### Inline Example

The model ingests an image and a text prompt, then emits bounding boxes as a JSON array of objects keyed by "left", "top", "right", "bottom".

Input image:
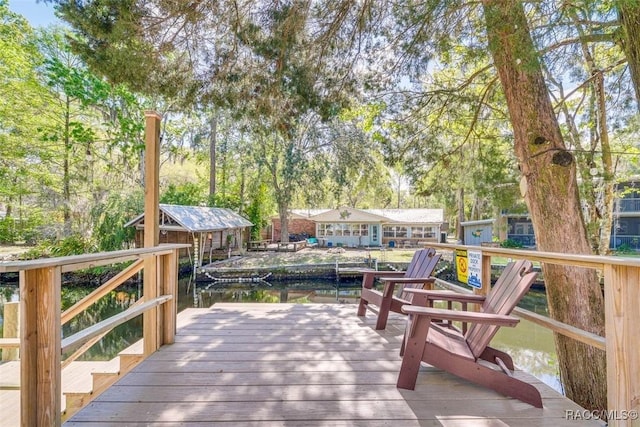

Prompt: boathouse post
[{"left": 143, "top": 111, "right": 161, "bottom": 355}]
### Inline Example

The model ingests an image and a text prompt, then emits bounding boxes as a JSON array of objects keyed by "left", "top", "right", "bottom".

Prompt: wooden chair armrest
[
  {"left": 401, "top": 305, "right": 519, "bottom": 327},
  {"left": 402, "top": 288, "right": 486, "bottom": 303},
  {"left": 362, "top": 271, "right": 406, "bottom": 278},
  {"left": 378, "top": 277, "right": 435, "bottom": 284}
]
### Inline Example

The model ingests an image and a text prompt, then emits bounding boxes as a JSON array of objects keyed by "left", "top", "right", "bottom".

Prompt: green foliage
[
  {"left": 208, "top": 192, "right": 242, "bottom": 210},
  {"left": 615, "top": 243, "right": 637, "bottom": 254},
  {"left": 0, "top": 209, "right": 47, "bottom": 245},
  {"left": 49, "top": 234, "right": 96, "bottom": 256},
  {"left": 19, "top": 233, "right": 96, "bottom": 259},
  {"left": 500, "top": 239, "right": 524, "bottom": 249},
  {"left": 92, "top": 191, "right": 143, "bottom": 251},
  {"left": 161, "top": 182, "right": 206, "bottom": 206},
  {"left": 245, "top": 182, "right": 270, "bottom": 240}
]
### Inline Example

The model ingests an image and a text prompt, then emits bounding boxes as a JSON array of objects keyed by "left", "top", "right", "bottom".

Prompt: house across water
[{"left": 270, "top": 207, "right": 447, "bottom": 248}]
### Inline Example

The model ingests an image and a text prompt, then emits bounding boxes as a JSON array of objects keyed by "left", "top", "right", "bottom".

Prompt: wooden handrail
[
  {"left": 0, "top": 244, "right": 189, "bottom": 273},
  {"left": 61, "top": 295, "right": 172, "bottom": 353},
  {"left": 430, "top": 242, "right": 640, "bottom": 268},
  {"left": 61, "top": 259, "right": 144, "bottom": 325},
  {"left": 0, "top": 338, "right": 20, "bottom": 348},
  {"left": 7, "top": 244, "right": 182, "bottom": 427},
  {"left": 433, "top": 278, "right": 606, "bottom": 350},
  {"left": 430, "top": 243, "right": 639, "bottom": 425}
]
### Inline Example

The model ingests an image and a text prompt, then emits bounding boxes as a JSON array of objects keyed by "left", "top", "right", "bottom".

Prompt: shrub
[{"left": 500, "top": 239, "right": 524, "bottom": 249}]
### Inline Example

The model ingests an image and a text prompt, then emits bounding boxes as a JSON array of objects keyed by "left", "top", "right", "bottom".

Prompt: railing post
[
  {"left": 2, "top": 301, "right": 19, "bottom": 361},
  {"left": 469, "top": 252, "right": 492, "bottom": 311},
  {"left": 20, "top": 267, "right": 61, "bottom": 427},
  {"left": 603, "top": 264, "right": 640, "bottom": 426},
  {"left": 161, "top": 250, "right": 179, "bottom": 345},
  {"left": 143, "top": 111, "right": 161, "bottom": 356}
]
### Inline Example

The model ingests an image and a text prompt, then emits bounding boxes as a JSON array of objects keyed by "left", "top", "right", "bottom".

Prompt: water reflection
[
  {"left": 196, "top": 279, "right": 362, "bottom": 306},
  {"left": 0, "top": 276, "right": 561, "bottom": 393}
]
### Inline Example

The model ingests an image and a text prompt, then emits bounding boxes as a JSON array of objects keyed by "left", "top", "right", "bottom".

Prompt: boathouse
[{"left": 126, "top": 204, "right": 253, "bottom": 266}]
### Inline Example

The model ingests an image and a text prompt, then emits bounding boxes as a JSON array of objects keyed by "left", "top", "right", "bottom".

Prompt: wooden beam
[
  {"left": 0, "top": 244, "right": 190, "bottom": 274},
  {"left": 161, "top": 250, "right": 178, "bottom": 345},
  {"left": 143, "top": 111, "right": 160, "bottom": 249},
  {"left": 0, "top": 338, "right": 20, "bottom": 349},
  {"left": 61, "top": 296, "right": 172, "bottom": 353},
  {"left": 143, "top": 111, "right": 161, "bottom": 356},
  {"left": 604, "top": 264, "right": 640, "bottom": 426},
  {"left": 61, "top": 259, "right": 144, "bottom": 325},
  {"left": 1, "top": 301, "right": 19, "bottom": 360},
  {"left": 20, "top": 266, "right": 61, "bottom": 427}
]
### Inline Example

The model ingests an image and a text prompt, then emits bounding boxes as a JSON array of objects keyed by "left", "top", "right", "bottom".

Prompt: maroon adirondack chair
[
  {"left": 356, "top": 248, "right": 441, "bottom": 330},
  {"left": 396, "top": 259, "right": 543, "bottom": 408}
]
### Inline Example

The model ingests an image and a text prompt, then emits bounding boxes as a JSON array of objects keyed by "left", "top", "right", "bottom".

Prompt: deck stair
[{"left": 62, "top": 341, "right": 144, "bottom": 421}]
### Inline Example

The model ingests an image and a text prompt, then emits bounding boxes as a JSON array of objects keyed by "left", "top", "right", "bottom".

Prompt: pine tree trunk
[{"left": 482, "top": 0, "right": 607, "bottom": 412}]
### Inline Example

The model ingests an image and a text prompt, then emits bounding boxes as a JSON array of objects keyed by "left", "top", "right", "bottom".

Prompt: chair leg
[
  {"left": 375, "top": 295, "right": 392, "bottom": 330},
  {"left": 357, "top": 274, "right": 375, "bottom": 317},
  {"left": 357, "top": 298, "right": 367, "bottom": 316},
  {"left": 396, "top": 314, "right": 430, "bottom": 390}
]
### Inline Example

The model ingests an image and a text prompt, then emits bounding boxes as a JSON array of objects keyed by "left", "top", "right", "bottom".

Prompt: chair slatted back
[
  {"left": 397, "top": 248, "right": 441, "bottom": 298},
  {"left": 465, "top": 260, "right": 537, "bottom": 358}
]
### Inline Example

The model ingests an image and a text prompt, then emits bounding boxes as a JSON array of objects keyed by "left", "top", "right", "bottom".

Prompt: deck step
[{"left": 61, "top": 344, "right": 144, "bottom": 420}]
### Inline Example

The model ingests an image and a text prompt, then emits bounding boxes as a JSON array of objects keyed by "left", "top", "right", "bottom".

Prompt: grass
[{"left": 210, "top": 247, "right": 420, "bottom": 268}]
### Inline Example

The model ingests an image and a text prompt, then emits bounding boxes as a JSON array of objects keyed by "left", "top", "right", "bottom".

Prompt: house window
[
  {"left": 318, "top": 223, "right": 334, "bottom": 237},
  {"left": 383, "top": 226, "right": 408, "bottom": 238},
  {"left": 513, "top": 222, "right": 533, "bottom": 235},
  {"left": 320, "top": 223, "right": 370, "bottom": 237},
  {"left": 411, "top": 226, "right": 437, "bottom": 238}
]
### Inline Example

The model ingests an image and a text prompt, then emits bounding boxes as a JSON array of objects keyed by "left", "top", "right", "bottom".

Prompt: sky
[{"left": 8, "top": 0, "right": 62, "bottom": 27}]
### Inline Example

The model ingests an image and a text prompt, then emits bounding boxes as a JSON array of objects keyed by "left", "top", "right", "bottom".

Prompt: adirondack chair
[
  {"left": 356, "top": 248, "right": 441, "bottom": 330},
  {"left": 396, "top": 259, "right": 543, "bottom": 408}
]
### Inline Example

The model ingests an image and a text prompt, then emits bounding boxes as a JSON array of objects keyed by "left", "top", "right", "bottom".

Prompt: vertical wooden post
[
  {"left": 143, "top": 111, "right": 161, "bottom": 356},
  {"left": 603, "top": 264, "right": 640, "bottom": 426},
  {"left": 471, "top": 252, "right": 492, "bottom": 311},
  {"left": 161, "top": 250, "right": 179, "bottom": 345},
  {"left": 480, "top": 254, "right": 492, "bottom": 295},
  {"left": 2, "top": 301, "right": 19, "bottom": 361},
  {"left": 20, "top": 267, "right": 61, "bottom": 427}
]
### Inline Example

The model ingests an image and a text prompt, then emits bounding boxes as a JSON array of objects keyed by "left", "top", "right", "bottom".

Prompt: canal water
[{"left": 0, "top": 275, "right": 561, "bottom": 393}]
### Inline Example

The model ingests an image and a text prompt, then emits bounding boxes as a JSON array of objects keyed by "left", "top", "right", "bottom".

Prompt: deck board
[{"left": 64, "top": 303, "right": 605, "bottom": 426}]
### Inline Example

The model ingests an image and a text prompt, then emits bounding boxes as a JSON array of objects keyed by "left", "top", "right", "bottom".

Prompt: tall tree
[
  {"left": 482, "top": 0, "right": 606, "bottom": 411},
  {"left": 0, "top": 1, "right": 51, "bottom": 240}
]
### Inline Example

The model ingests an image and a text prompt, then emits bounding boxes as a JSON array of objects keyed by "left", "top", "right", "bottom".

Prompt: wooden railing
[
  {"left": 0, "top": 243, "right": 189, "bottom": 427},
  {"left": 429, "top": 243, "right": 639, "bottom": 426}
]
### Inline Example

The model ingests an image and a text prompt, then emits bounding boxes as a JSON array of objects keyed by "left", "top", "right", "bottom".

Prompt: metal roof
[
  {"left": 364, "top": 209, "right": 444, "bottom": 224},
  {"left": 126, "top": 204, "right": 253, "bottom": 232}
]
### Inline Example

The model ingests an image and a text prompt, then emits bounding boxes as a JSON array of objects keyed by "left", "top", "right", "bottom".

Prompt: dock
[{"left": 64, "top": 303, "right": 603, "bottom": 426}]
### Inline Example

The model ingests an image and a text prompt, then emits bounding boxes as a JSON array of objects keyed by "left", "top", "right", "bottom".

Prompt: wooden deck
[{"left": 61, "top": 303, "right": 605, "bottom": 426}]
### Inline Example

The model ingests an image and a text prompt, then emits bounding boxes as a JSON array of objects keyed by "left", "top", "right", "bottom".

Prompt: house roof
[
  {"left": 310, "top": 207, "right": 390, "bottom": 223},
  {"left": 461, "top": 219, "right": 494, "bottom": 227},
  {"left": 306, "top": 207, "right": 445, "bottom": 224},
  {"left": 365, "top": 209, "right": 444, "bottom": 224},
  {"left": 126, "top": 204, "right": 253, "bottom": 232},
  {"left": 289, "top": 209, "right": 332, "bottom": 219}
]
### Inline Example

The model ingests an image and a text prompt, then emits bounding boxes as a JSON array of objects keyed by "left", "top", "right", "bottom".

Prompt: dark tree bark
[
  {"left": 618, "top": 0, "right": 640, "bottom": 110},
  {"left": 482, "top": 0, "right": 607, "bottom": 412}
]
